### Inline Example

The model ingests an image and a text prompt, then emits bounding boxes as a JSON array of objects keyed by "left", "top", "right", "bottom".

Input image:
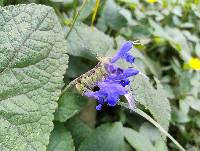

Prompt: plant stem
[
  {"left": 65, "top": 0, "right": 88, "bottom": 40},
  {"left": 119, "top": 102, "right": 186, "bottom": 151}
]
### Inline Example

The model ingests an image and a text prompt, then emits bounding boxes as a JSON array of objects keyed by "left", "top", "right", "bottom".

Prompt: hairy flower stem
[{"left": 61, "top": 61, "right": 107, "bottom": 96}]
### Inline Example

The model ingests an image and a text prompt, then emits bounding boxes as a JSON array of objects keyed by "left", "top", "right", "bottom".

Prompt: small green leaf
[
  {"left": 185, "top": 96, "right": 200, "bottom": 112},
  {"left": 47, "top": 123, "right": 75, "bottom": 151},
  {"left": 171, "top": 106, "right": 190, "bottom": 123},
  {"left": 79, "top": 122, "right": 124, "bottom": 151},
  {"left": 54, "top": 92, "right": 87, "bottom": 122},
  {"left": 66, "top": 117, "right": 92, "bottom": 147}
]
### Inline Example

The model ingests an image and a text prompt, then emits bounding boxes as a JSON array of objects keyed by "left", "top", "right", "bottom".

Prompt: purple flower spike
[
  {"left": 84, "top": 82, "right": 128, "bottom": 110},
  {"left": 111, "top": 41, "right": 135, "bottom": 64},
  {"left": 84, "top": 41, "right": 142, "bottom": 110}
]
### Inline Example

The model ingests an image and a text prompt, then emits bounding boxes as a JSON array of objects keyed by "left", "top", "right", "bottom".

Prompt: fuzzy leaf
[
  {"left": 54, "top": 92, "right": 87, "bottom": 122},
  {"left": 78, "top": 122, "right": 124, "bottom": 151},
  {"left": 97, "top": 0, "right": 128, "bottom": 31},
  {"left": 0, "top": 4, "right": 68, "bottom": 151},
  {"left": 66, "top": 117, "right": 92, "bottom": 147},
  {"left": 124, "top": 127, "right": 155, "bottom": 151},
  {"left": 66, "top": 22, "right": 114, "bottom": 60},
  {"left": 124, "top": 125, "right": 168, "bottom": 151},
  {"left": 130, "top": 76, "right": 171, "bottom": 132},
  {"left": 47, "top": 123, "right": 75, "bottom": 151}
]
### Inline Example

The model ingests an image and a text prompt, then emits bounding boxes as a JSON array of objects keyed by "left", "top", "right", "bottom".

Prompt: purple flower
[
  {"left": 120, "top": 79, "right": 130, "bottom": 87},
  {"left": 124, "top": 53, "right": 135, "bottom": 64},
  {"left": 85, "top": 82, "right": 127, "bottom": 110},
  {"left": 84, "top": 41, "right": 140, "bottom": 110},
  {"left": 104, "top": 63, "right": 123, "bottom": 74},
  {"left": 111, "top": 41, "right": 135, "bottom": 64},
  {"left": 96, "top": 104, "right": 102, "bottom": 110}
]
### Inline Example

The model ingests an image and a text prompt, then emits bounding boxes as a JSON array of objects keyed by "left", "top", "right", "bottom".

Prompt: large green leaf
[
  {"left": 0, "top": 4, "right": 68, "bottom": 151},
  {"left": 97, "top": 0, "right": 128, "bottom": 31},
  {"left": 66, "top": 117, "right": 92, "bottom": 147},
  {"left": 130, "top": 76, "right": 171, "bottom": 132},
  {"left": 54, "top": 92, "right": 87, "bottom": 122},
  {"left": 124, "top": 127, "right": 155, "bottom": 151},
  {"left": 78, "top": 0, "right": 96, "bottom": 21},
  {"left": 47, "top": 123, "right": 75, "bottom": 151},
  {"left": 66, "top": 22, "right": 114, "bottom": 60},
  {"left": 78, "top": 122, "right": 124, "bottom": 151},
  {"left": 124, "top": 124, "right": 168, "bottom": 151}
]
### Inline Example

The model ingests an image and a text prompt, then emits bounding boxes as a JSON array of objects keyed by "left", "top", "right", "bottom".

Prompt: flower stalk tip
[{"left": 83, "top": 41, "right": 146, "bottom": 110}]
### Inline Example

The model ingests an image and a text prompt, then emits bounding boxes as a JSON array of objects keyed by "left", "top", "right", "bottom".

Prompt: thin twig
[
  {"left": 65, "top": 0, "right": 88, "bottom": 40},
  {"left": 91, "top": 0, "right": 100, "bottom": 28}
]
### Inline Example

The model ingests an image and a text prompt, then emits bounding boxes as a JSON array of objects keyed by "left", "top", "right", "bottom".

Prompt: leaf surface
[
  {"left": 97, "top": 0, "right": 128, "bottom": 31},
  {"left": 66, "top": 117, "right": 92, "bottom": 147},
  {"left": 54, "top": 92, "right": 87, "bottom": 122},
  {"left": 47, "top": 123, "right": 75, "bottom": 151},
  {"left": 78, "top": 122, "right": 124, "bottom": 151},
  {"left": 0, "top": 4, "right": 68, "bottom": 151},
  {"left": 124, "top": 127, "right": 155, "bottom": 151},
  {"left": 124, "top": 125, "right": 168, "bottom": 151},
  {"left": 66, "top": 22, "right": 114, "bottom": 60},
  {"left": 130, "top": 76, "right": 171, "bottom": 132}
]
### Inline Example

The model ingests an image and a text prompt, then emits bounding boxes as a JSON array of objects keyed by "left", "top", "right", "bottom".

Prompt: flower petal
[
  {"left": 105, "top": 95, "right": 119, "bottom": 106},
  {"left": 111, "top": 41, "right": 133, "bottom": 63},
  {"left": 96, "top": 104, "right": 102, "bottom": 110},
  {"left": 84, "top": 91, "right": 106, "bottom": 104},
  {"left": 123, "top": 68, "right": 139, "bottom": 77},
  {"left": 106, "top": 68, "right": 139, "bottom": 81},
  {"left": 120, "top": 79, "right": 130, "bottom": 87},
  {"left": 123, "top": 53, "right": 135, "bottom": 64},
  {"left": 98, "top": 82, "right": 127, "bottom": 95}
]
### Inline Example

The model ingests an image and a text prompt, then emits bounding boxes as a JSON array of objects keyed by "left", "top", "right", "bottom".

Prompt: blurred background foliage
[{"left": 1, "top": 0, "right": 200, "bottom": 150}]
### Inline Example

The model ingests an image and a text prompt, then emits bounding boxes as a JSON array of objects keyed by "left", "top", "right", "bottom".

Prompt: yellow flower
[
  {"left": 147, "top": 0, "right": 157, "bottom": 3},
  {"left": 188, "top": 57, "right": 200, "bottom": 70}
]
